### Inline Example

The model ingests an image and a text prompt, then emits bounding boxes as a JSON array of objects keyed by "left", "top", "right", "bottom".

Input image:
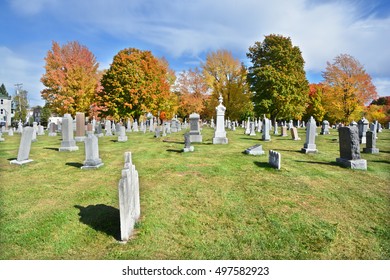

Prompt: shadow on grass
[
  {"left": 66, "top": 162, "right": 83, "bottom": 168},
  {"left": 371, "top": 160, "right": 390, "bottom": 164},
  {"left": 379, "top": 150, "right": 390, "bottom": 154},
  {"left": 163, "top": 139, "right": 183, "bottom": 144},
  {"left": 7, "top": 157, "right": 16, "bottom": 161},
  {"left": 74, "top": 204, "right": 120, "bottom": 241},
  {"left": 253, "top": 161, "right": 272, "bottom": 169},
  {"left": 276, "top": 149, "right": 303, "bottom": 154},
  {"left": 166, "top": 149, "right": 182, "bottom": 153},
  {"left": 44, "top": 147, "right": 59, "bottom": 151},
  {"left": 110, "top": 140, "right": 118, "bottom": 143},
  {"left": 295, "top": 160, "right": 339, "bottom": 166}
]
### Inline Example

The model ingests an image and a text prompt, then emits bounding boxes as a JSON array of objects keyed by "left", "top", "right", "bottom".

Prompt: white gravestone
[
  {"left": 10, "top": 127, "right": 34, "bottom": 165},
  {"left": 59, "top": 114, "right": 79, "bottom": 152},
  {"left": 81, "top": 133, "right": 104, "bottom": 169},
  {"left": 213, "top": 95, "right": 228, "bottom": 144},
  {"left": 302, "top": 116, "right": 318, "bottom": 153}
]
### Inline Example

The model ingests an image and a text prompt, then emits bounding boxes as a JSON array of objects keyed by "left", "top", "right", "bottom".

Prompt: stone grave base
[
  {"left": 189, "top": 134, "right": 203, "bottom": 143},
  {"left": 59, "top": 146, "right": 79, "bottom": 152},
  {"left": 118, "top": 136, "right": 128, "bottom": 142},
  {"left": 363, "top": 147, "right": 379, "bottom": 154},
  {"left": 213, "top": 137, "right": 228, "bottom": 144},
  {"left": 336, "top": 158, "right": 367, "bottom": 170},
  {"left": 48, "top": 133, "right": 57, "bottom": 136},
  {"left": 81, "top": 162, "right": 104, "bottom": 169},
  {"left": 301, "top": 148, "right": 318, "bottom": 154},
  {"left": 75, "top": 136, "right": 86, "bottom": 142},
  {"left": 183, "top": 146, "right": 195, "bottom": 153},
  {"left": 10, "top": 159, "right": 34, "bottom": 165}
]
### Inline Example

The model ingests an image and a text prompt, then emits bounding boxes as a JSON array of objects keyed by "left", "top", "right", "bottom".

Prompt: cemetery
[{"left": 0, "top": 120, "right": 389, "bottom": 260}]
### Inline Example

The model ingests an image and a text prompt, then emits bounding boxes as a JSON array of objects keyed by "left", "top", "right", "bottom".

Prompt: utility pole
[{"left": 14, "top": 83, "right": 23, "bottom": 122}]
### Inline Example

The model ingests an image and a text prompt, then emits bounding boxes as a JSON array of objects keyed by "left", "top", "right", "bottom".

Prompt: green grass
[{"left": 0, "top": 126, "right": 389, "bottom": 260}]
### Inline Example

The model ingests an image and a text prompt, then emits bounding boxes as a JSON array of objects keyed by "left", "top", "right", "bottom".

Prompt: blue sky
[{"left": 0, "top": 0, "right": 389, "bottom": 106}]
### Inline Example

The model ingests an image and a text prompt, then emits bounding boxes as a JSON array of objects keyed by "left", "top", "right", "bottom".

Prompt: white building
[{"left": 0, "top": 93, "right": 14, "bottom": 127}]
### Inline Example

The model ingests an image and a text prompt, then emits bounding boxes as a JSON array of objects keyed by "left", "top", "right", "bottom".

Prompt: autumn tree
[
  {"left": 202, "top": 49, "right": 253, "bottom": 120},
  {"left": 365, "top": 96, "right": 390, "bottom": 124},
  {"left": 247, "top": 34, "right": 309, "bottom": 122},
  {"left": 41, "top": 41, "right": 100, "bottom": 116},
  {"left": 174, "top": 67, "right": 209, "bottom": 118},
  {"left": 322, "top": 54, "right": 377, "bottom": 123},
  {"left": 303, "top": 83, "right": 326, "bottom": 122},
  {"left": 98, "top": 48, "right": 176, "bottom": 121}
]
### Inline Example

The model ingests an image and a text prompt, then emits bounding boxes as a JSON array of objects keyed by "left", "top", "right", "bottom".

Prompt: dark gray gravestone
[
  {"left": 363, "top": 131, "right": 379, "bottom": 154},
  {"left": 336, "top": 126, "right": 367, "bottom": 170}
]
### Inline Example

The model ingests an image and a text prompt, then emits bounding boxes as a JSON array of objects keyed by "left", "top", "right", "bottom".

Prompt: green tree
[
  {"left": 0, "top": 83, "right": 9, "bottom": 97},
  {"left": 13, "top": 87, "right": 29, "bottom": 123},
  {"left": 202, "top": 49, "right": 253, "bottom": 120},
  {"left": 247, "top": 34, "right": 309, "bottom": 123},
  {"left": 98, "top": 48, "right": 175, "bottom": 121},
  {"left": 40, "top": 103, "right": 52, "bottom": 127}
]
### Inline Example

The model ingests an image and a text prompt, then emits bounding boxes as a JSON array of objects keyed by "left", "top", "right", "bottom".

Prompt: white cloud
[
  {"left": 0, "top": 46, "right": 44, "bottom": 105},
  {"left": 372, "top": 77, "right": 390, "bottom": 97}
]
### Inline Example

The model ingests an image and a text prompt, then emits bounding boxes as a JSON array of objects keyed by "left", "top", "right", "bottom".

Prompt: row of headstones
[{"left": 245, "top": 123, "right": 375, "bottom": 171}]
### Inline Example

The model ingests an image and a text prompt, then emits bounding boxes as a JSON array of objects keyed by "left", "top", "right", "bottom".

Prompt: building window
[
  {"left": 0, "top": 109, "right": 3, "bottom": 114},
  {"left": 1, "top": 99, "right": 3, "bottom": 105}
]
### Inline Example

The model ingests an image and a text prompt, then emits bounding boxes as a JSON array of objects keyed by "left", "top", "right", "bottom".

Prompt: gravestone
[
  {"left": 249, "top": 121, "right": 256, "bottom": 136},
  {"left": 10, "top": 127, "right": 34, "bottom": 165},
  {"left": 273, "top": 122, "right": 279, "bottom": 135},
  {"left": 95, "top": 122, "right": 103, "bottom": 137},
  {"left": 269, "top": 150, "right": 281, "bottom": 170},
  {"left": 118, "top": 126, "right": 128, "bottom": 142},
  {"left": 357, "top": 117, "right": 369, "bottom": 144},
  {"left": 301, "top": 116, "right": 318, "bottom": 153},
  {"left": 320, "top": 120, "right": 330, "bottom": 135},
  {"left": 257, "top": 119, "right": 262, "bottom": 133},
  {"left": 105, "top": 120, "right": 113, "bottom": 136},
  {"left": 37, "top": 125, "right": 45, "bottom": 136},
  {"left": 363, "top": 131, "right": 379, "bottom": 154},
  {"left": 213, "top": 95, "right": 228, "bottom": 144},
  {"left": 350, "top": 120, "right": 357, "bottom": 127},
  {"left": 48, "top": 122, "right": 57, "bottom": 136},
  {"left": 262, "top": 116, "right": 271, "bottom": 141},
  {"left": 189, "top": 113, "right": 202, "bottom": 143},
  {"left": 8, "top": 128, "right": 14, "bottom": 136},
  {"left": 281, "top": 125, "right": 288, "bottom": 137},
  {"left": 244, "top": 144, "right": 265, "bottom": 155},
  {"left": 118, "top": 152, "right": 140, "bottom": 242},
  {"left": 81, "top": 133, "right": 104, "bottom": 169},
  {"left": 0, "top": 132, "right": 4, "bottom": 142},
  {"left": 75, "top": 112, "right": 86, "bottom": 142},
  {"left": 59, "top": 114, "right": 79, "bottom": 152},
  {"left": 111, "top": 122, "right": 116, "bottom": 135},
  {"left": 245, "top": 117, "right": 251, "bottom": 135},
  {"left": 126, "top": 119, "right": 132, "bottom": 132},
  {"left": 31, "top": 128, "right": 37, "bottom": 142},
  {"left": 290, "top": 127, "right": 301, "bottom": 140},
  {"left": 132, "top": 120, "right": 139, "bottom": 132},
  {"left": 336, "top": 126, "right": 367, "bottom": 170},
  {"left": 17, "top": 121, "right": 23, "bottom": 133},
  {"left": 154, "top": 127, "right": 161, "bottom": 138},
  {"left": 210, "top": 117, "right": 215, "bottom": 128},
  {"left": 183, "top": 133, "right": 194, "bottom": 152}
]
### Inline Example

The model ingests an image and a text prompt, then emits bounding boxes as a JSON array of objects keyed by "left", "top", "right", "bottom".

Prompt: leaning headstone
[
  {"left": 189, "top": 112, "right": 202, "bottom": 143},
  {"left": 290, "top": 127, "right": 301, "bottom": 140},
  {"left": 81, "top": 133, "right": 104, "bottom": 169},
  {"left": 59, "top": 114, "right": 79, "bottom": 152},
  {"left": 118, "top": 126, "right": 128, "bottom": 142},
  {"left": 244, "top": 144, "right": 265, "bottom": 155},
  {"left": 75, "top": 112, "right": 86, "bottom": 142},
  {"left": 269, "top": 150, "right": 281, "bottom": 170},
  {"left": 118, "top": 152, "right": 140, "bottom": 242},
  {"left": 301, "top": 116, "right": 318, "bottom": 153},
  {"left": 363, "top": 131, "right": 379, "bottom": 154},
  {"left": 262, "top": 116, "right": 271, "bottom": 141},
  {"left": 183, "top": 133, "right": 194, "bottom": 152},
  {"left": 213, "top": 95, "right": 228, "bottom": 144},
  {"left": 10, "top": 127, "right": 34, "bottom": 165},
  {"left": 320, "top": 120, "right": 330, "bottom": 135},
  {"left": 336, "top": 126, "right": 367, "bottom": 170}
]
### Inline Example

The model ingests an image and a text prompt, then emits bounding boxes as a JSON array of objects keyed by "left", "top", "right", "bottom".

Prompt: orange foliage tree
[
  {"left": 303, "top": 83, "right": 326, "bottom": 122},
  {"left": 174, "top": 67, "right": 209, "bottom": 119},
  {"left": 203, "top": 49, "right": 253, "bottom": 120},
  {"left": 322, "top": 54, "right": 377, "bottom": 123},
  {"left": 41, "top": 41, "right": 100, "bottom": 116},
  {"left": 98, "top": 48, "right": 177, "bottom": 121}
]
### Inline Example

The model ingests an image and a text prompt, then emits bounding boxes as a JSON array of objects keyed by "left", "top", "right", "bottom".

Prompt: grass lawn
[{"left": 0, "top": 126, "right": 389, "bottom": 260}]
